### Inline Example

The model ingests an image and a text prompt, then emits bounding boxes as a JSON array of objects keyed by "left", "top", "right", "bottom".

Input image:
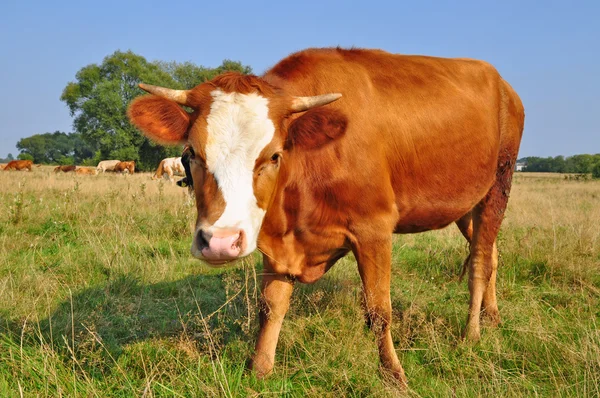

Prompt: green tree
[
  {"left": 16, "top": 131, "right": 91, "bottom": 164},
  {"left": 16, "top": 134, "right": 50, "bottom": 163},
  {"left": 565, "top": 154, "right": 595, "bottom": 174},
  {"left": 61, "top": 50, "right": 252, "bottom": 171},
  {"left": 593, "top": 161, "right": 600, "bottom": 179},
  {"left": 17, "top": 153, "right": 34, "bottom": 161}
]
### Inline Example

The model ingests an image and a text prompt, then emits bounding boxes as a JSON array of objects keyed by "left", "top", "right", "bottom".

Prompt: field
[{"left": 0, "top": 168, "right": 599, "bottom": 397}]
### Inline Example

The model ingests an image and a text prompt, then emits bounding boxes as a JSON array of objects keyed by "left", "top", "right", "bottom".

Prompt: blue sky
[{"left": 1, "top": 0, "right": 598, "bottom": 158}]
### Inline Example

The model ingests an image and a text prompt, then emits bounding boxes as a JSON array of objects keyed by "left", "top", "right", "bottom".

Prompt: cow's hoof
[
  {"left": 250, "top": 353, "right": 273, "bottom": 379},
  {"left": 482, "top": 308, "right": 501, "bottom": 327},
  {"left": 381, "top": 365, "right": 408, "bottom": 389},
  {"left": 463, "top": 324, "right": 481, "bottom": 342}
]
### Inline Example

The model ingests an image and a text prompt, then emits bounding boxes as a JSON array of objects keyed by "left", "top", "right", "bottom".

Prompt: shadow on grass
[{"left": 1, "top": 262, "right": 353, "bottom": 379}]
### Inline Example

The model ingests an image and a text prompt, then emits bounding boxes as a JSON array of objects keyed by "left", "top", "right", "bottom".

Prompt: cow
[
  {"left": 152, "top": 157, "right": 185, "bottom": 181},
  {"left": 3, "top": 160, "right": 34, "bottom": 171},
  {"left": 114, "top": 161, "right": 135, "bottom": 174},
  {"left": 128, "top": 47, "right": 525, "bottom": 386},
  {"left": 54, "top": 165, "right": 77, "bottom": 173},
  {"left": 75, "top": 167, "right": 97, "bottom": 175},
  {"left": 96, "top": 160, "right": 121, "bottom": 173}
]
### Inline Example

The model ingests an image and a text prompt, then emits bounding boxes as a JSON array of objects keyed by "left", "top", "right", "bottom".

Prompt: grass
[{"left": 0, "top": 168, "right": 599, "bottom": 397}]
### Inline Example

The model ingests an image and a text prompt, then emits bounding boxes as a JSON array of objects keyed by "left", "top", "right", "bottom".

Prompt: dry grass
[{"left": 0, "top": 168, "right": 599, "bottom": 397}]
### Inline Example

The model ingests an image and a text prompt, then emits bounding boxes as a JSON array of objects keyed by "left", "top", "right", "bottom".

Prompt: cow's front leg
[
  {"left": 355, "top": 237, "right": 407, "bottom": 386},
  {"left": 251, "top": 264, "right": 294, "bottom": 378}
]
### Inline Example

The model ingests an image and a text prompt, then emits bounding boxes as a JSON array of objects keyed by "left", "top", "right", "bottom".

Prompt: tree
[
  {"left": 16, "top": 131, "right": 91, "bottom": 164},
  {"left": 61, "top": 50, "right": 252, "bottom": 170},
  {"left": 593, "top": 162, "right": 600, "bottom": 179},
  {"left": 17, "top": 153, "right": 34, "bottom": 161},
  {"left": 16, "top": 134, "right": 49, "bottom": 163},
  {"left": 156, "top": 59, "right": 252, "bottom": 89},
  {"left": 7, "top": 153, "right": 13, "bottom": 161}
]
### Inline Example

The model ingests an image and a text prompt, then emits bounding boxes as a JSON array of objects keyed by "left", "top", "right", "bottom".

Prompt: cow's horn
[
  {"left": 139, "top": 83, "right": 189, "bottom": 106},
  {"left": 290, "top": 93, "right": 342, "bottom": 112}
]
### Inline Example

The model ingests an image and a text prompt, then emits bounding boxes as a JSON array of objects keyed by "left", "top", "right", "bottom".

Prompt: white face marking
[{"left": 201, "top": 89, "right": 275, "bottom": 256}]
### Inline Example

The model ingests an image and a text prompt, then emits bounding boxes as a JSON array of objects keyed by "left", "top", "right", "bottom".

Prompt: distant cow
[
  {"left": 54, "top": 165, "right": 76, "bottom": 173},
  {"left": 153, "top": 157, "right": 184, "bottom": 181},
  {"left": 75, "top": 167, "right": 97, "bottom": 175},
  {"left": 96, "top": 160, "right": 121, "bottom": 173},
  {"left": 114, "top": 161, "right": 135, "bottom": 174},
  {"left": 3, "top": 160, "right": 33, "bottom": 171}
]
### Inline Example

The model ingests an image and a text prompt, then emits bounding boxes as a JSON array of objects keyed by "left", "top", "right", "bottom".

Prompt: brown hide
[
  {"left": 54, "top": 165, "right": 76, "bottom": 173},
  {"left": 75, "top": 167, "right": 96, "bottom": 175},
  {"left": 128, "top": 48, "right": 525, "bottom": 385},
  {"left": 3, "top": 160, "right": 33, "bottom": 171},
  {"left": 259, "top": 48, "right": 523, "bottom": 282},
  {"left": 114, "top": 161, "right": 135, "bottom": 174}
]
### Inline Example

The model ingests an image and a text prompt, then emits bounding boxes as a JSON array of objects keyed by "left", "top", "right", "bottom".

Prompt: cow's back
[
  {"left": 97, "top": 160, "right": 121, "bottom": 172},
  {"left": 264, "top": 48, "right": 517, "bottom": 232}
]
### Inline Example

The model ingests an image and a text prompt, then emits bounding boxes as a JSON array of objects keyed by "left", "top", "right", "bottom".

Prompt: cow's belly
[
  {"left": 393, "top": 203, "right": 473, "bottom": 233},
  {"left": 391, "top": 159, "right": 497, "bottom": 233}
]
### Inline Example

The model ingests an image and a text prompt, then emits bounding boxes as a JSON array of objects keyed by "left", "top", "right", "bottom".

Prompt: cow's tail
[{"left": 496, "top": 79, "right": 525, "bottom": 198}]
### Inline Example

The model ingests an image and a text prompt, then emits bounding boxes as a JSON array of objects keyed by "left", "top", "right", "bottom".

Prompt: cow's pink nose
[{"left": 199, "top": 229, "right": 244, "bottom": 262}]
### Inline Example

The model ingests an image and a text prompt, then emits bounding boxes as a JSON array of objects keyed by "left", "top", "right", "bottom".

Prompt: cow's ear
[
  {"left": 287, "top": 108, "right": 348, "bottom": 150},
  {"left": 128, "top": 95, "right": 191, "bottom": 145}
]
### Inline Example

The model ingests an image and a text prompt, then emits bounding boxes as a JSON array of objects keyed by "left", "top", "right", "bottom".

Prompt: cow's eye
[{"left": 270, "top": 153, "right": 280, "bottom": 163}]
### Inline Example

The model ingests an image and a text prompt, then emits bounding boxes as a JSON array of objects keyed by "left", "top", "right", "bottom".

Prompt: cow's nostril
[
  {"left": 233, "top": 230, "right": 245, "bottom": 250},
  {"left": 196, "top": 230, "right": 210, "bottom": 250}
]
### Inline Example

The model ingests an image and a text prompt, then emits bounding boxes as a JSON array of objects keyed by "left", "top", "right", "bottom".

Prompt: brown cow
[
  {"left": 128, "top": 48, "right": 525, "bottom": 385},
  {"left": 3, "top": 160, "right": 33, "bottom": 171},
  {"left": 54, "top": 165, "right": 77, "bottom": 173},
  {"left": 75, "top": 167, "right": 97, "bottom": 175},
  {"left": 114, "top": 161, "right": 135, "bottom": 174}
]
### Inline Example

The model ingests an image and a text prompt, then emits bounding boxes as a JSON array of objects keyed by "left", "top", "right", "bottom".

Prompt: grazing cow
[
  {"left": 128, "top": 48, "right": 525, "bottom": 385},
  {"left": 96, "top": 160, "right": 121, "bottom": 173},
  {"left": 114, "top": 161, "right": 135, "bottom": 174},
  {"left": 3, "top": 160, "right": 33, "bottom": 171},
  {"left": 153, "top": 157, "right": 185, "bottom": 181},
  {"left": 75, "top": 167, "right": 97, "bottom": 175},
  {"left": 54, "top": 165, "right": 77, "bottom": 173}
]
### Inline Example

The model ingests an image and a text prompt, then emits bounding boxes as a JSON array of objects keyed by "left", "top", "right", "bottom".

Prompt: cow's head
[{"left": 128, "top": 73, "right": 342, "bottom": 266}]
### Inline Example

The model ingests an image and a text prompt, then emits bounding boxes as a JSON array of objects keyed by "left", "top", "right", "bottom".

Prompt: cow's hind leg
[
  {"left": 354, "top": 236, "right": 407, "bottom": 386},
  {"left": 455, "top": 212, "right": 473, "bottom": 281},
  {"left": 464, "top": 156, "right": 514, "bottom": 341}
]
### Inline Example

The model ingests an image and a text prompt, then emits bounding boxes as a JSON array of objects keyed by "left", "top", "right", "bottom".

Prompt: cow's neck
[{"left": 257, "top": 151, "right": 351, "bottom": 283}]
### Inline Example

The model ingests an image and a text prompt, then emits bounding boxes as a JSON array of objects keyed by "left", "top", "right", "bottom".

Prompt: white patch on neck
[{"left": 204, "top": 89, "right": 275, "bottom": 255}]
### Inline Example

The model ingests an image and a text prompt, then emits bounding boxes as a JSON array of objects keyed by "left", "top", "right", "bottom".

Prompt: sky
[{"left": 0, "top": 0, "right": 598, "bottom": 159}]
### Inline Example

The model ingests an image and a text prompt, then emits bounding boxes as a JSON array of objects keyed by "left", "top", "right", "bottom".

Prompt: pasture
[{"left": 0, "top": 168, "right": 599, "bottom": 397}]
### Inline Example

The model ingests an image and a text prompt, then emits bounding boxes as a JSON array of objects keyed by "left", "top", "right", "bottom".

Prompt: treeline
[
  {"left": 520, "top": 154, "right": 600, "bottom": 178},
  {"left": 14, "top": 50, "right": 252, "bottom": 171},
  {"left": 16, "top": 131, "right": 94, "bottom": 165}
]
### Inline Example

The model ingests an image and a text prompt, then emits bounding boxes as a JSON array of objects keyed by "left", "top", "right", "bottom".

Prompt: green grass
[{"left": 0, "top": 169, "right": 599, "bottom": 396}]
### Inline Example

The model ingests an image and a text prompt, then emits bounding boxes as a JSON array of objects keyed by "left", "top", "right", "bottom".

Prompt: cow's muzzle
[{"left": 192, "top": 228, "right": 246, "bottom": 265}]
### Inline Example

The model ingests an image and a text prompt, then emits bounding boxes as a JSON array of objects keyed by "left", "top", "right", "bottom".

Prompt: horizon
[{"left": 1, "top": 0, "right": 598, "bottom": 159}]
